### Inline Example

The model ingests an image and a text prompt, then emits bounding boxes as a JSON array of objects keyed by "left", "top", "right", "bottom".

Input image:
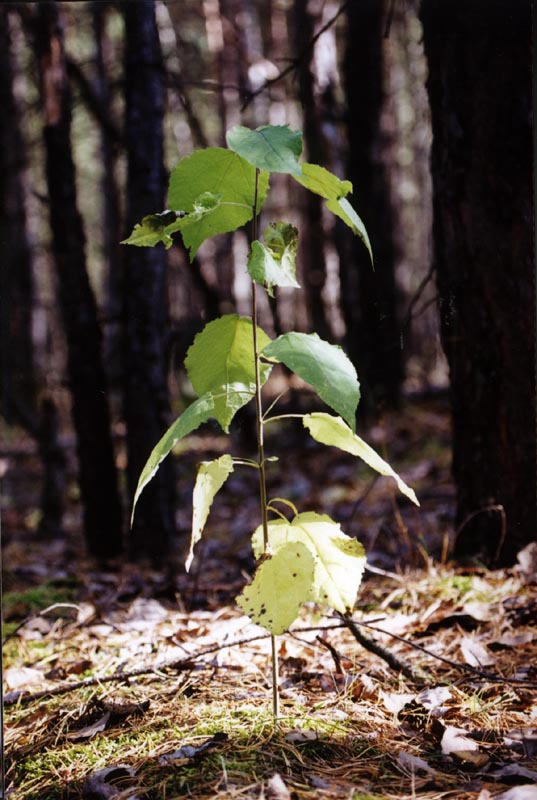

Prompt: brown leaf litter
[{"left": 4, "top": 558, "right": 537, "bottom": 800}]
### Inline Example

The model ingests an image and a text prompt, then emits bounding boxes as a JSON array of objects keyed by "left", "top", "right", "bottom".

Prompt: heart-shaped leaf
[{"left": 185, "top": 314, "right": 272, "bottom": 431}]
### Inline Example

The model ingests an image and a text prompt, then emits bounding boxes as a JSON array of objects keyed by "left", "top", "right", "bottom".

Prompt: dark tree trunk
[
  {"left": 0, "top": 7, "right": 36, "bottom": 424},
  {"left": 123, "top": 0, "right": 175, "bottom": 560},
  {"left": 34, "top": 2, "right": 123, "bottom": 559},
  {"left": 292, "top": 0, "right": 330, "bottom": 343},
  {"left": 341, "top": 0, "right": 403, "bottom": 412},
  {"left": 421, "top": 0, "right": 535, "bottom": 565},
  {"left": 92, "top": 2, "right": 123, "bottom": 389}
]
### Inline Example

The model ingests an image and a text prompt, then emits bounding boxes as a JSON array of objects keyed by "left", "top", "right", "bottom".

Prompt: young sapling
[{"left": 123, "top": 124, "right": 419, "bottom": 718}]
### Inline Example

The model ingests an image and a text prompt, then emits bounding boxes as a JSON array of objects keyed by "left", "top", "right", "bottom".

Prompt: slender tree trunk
[
  {"left": 92, "top": 2, "right": 123, "bottom": 389},
  {"left": 341, "top": 0, "right": 403, "bottom": 412},
  {"left": 292, "top": 0, "right": 330, "bottom": 342},
  {"left": 34, "top": 2, "right": 123, "bottom": 559},
  {"left": 123, "top": 0, "right": 175, "bottom": 560},
  {"left": 0, "top": 7, "right": 36, "bottom": 423},
  {"left": 421, "top": 0, "right": 535, "bottom": 565}
]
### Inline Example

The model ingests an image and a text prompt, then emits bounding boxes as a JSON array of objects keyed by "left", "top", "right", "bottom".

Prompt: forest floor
[{"left": 2, "top": 394, "right": 537, "bottom": 800}]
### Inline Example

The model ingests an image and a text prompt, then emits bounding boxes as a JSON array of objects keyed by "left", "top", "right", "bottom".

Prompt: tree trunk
[
  {"left": 421, "top": 0, "right": 535, "bottom": 565},
  {"left": 122, "top": 0, "right": 175, "bottom": 560},
  {"left": 341, "top": 0, "right": 403, "bottom": 412},
  {"left": 0, "top": 7, "right": 36, "bottom": 424},
  {"left": 292, "top": 0, "right": 331, "bottom": 343},
  {"left": 92, "top": 2, "right": 123, "bottom": 389},
  {"left": 34, "top": 2, "right": 123, "bottom": 559}
]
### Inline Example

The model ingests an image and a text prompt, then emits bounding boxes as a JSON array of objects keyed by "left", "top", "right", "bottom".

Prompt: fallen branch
[
  {"left": 356, "top": 618, "right": 537, "bottom": 687},
  {"left": 340, "top": 614, "right": 429, "bottom": 684},
  {"left": 4, "top": 623, "right": 352, "bottom": 708}
]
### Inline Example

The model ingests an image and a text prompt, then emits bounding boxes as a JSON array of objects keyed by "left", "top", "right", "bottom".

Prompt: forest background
[{"left": 0, "top": 0, "right": 534, "bottom": 572}]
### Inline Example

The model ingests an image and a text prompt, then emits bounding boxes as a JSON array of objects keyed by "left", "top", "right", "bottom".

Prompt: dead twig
[
  {"left": 358, "top": 618, "right": 537, "bottom": 687},
  {"left": 4, "top": 622, "right": 358, "bottom": 708},
  {"left": 339, "top": 614, "right": 428, "bottom": 684}
]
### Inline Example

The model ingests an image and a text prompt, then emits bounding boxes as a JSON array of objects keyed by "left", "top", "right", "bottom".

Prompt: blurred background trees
[{"left": 0, "top": 0, "right": 533, "bottom": 566}]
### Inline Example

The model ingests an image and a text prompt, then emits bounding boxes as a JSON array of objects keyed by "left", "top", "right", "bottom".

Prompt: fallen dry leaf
[
  {"left": 460, "top": 636, "right": 495, "bottom": 667},
  {"left": 266, "top": 773, "right": 292, "bottom": 800}
]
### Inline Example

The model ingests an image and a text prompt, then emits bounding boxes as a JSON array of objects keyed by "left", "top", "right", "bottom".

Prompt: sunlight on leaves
[
  {"left": 226, "top": 124, "right": 303, "bottom": 175},
  {"left": 251, "top": 511, "right": 366, "bottom": 614},
  {"left": 185, "top": 315, "right": 272, "bottom": 432},
  {"left": 303, "top": 413, "right": 419, "bottom": 506},
  {"left": 293, "top": 163, "right": 373, "bottom": 263},
  {"left": 237, "top": 541, "right": 316, "bottom": 634},
  {"left": 186, "top": 455, "right": 235, "bottom": 572},
  {"left": 263, "top": 333, "right": 360, "bottom": 431}
]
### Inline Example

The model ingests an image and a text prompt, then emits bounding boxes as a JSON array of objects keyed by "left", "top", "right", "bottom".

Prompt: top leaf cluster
[{"left": 122, "top": 124, "right": 372, "bottom": 264}]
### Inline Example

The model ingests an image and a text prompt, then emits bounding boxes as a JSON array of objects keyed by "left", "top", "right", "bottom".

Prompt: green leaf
[
  {"left": 303, "top": 413, "right": 420, "bottom": 506},
  {"left": 293, "top": 163, "right": 373, "bottom": 264},
  {"left": 327, "top": 196, "right": 373, "bottom": 264},
  {"left": 168, "top": 148, "right": 269, "bottom": 259},
  {"left": 247, "top": 222, "right": 300, "bottom": 296},
  {"left": 185, "top": 314, "right": 272, "bottom": 432},
  {"left": 262, "top": 332, "right": 360, "bottom": 431},
  {"left": 186, "top": 454, "right": 235, "bottom": 572},
  {"left": 121, "top": 193, "right": 223, "bottom": 250},
  {"left": 131, "top": 394, "right": 216, "bottom": 526},
  {"left": 226, "top": 124, "right": 303, "bottom": 176},
  {"left": 293, "top": 162, "right": 352, "bottom": 200},
  {"left": 237, "top": 541, "right": 316, "bottom": 634},
  {"left": 251, "top": 512, "right": 366, "bottom": 614},
  {"left": 121, "top": 211, "right": 184, "bottom": 249}
]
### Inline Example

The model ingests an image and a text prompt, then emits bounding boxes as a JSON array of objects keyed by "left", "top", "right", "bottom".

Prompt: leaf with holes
[
  {"left": 247, "top": 222, "right": 300, "bottom": 296},
  {"left": 251, "top": 512, "right": 366, "bottom": 614},
  {"left": 186, "top": 455, "right": 235, "bottom": 571},
  {"left": 237, "top": 541, "right": 316, "bottom": 634}
]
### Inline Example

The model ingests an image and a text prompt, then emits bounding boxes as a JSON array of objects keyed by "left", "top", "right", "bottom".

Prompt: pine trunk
[
  {"left": 123, "top": 0, "right": 176, "bottom": 560},
  {"left": 34, "top": 2, "right": 123, "bottom": 558},
  {"left": 421, "top": 0, "right": 535, "bottom": 565}
]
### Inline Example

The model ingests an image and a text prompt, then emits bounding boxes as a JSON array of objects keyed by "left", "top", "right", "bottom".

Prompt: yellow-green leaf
[
  {"left": 303, "top": 413, "right": 419, "bottom": 506},
  {"left": 251, "top": 512, "right": 366, "bottom": 614},
  {"left": 237, "top": 542, "right": 316, "bottom": 634},
  {"left": 186, "top": 455, "right": 235, "bottom": 571}
]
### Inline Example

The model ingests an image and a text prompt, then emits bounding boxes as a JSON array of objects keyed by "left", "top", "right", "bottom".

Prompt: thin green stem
[
  {"left": 250, "top": 168, "right": 280, "bottom": 720},
  {"left": 263, "top": 413, "right": 305, "bottom": 425}
]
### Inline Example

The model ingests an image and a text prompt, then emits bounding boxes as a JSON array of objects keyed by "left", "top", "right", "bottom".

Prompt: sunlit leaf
[
  {"left": 131, "top": 393, "right": 216, "bottom": 525},
  {"left": 185, "top": 314, "right": 272, "bottom": 432},
  {"left": 186, "top": 455, "right": 235, "bottom": 571},
  {"left": 293, "top": 163, "right": 373, "bottom": 263},
  {"left": 237, "top": 541, "right": 316, "bottom": 634},
  {"left": 168, "top": 148, "right": 269, "bottom": 259},
  {"left": 226, "top": 124, "right": 303, "bottom": 176},
  {"left": 247, "top": 222, "right": 300, "bottom": 296},
  {"left": 303, "top": 413, "right": 419, "bottom": 506},
  {"left": 251, "top": 511, "right": 366, "bottom": 614},
  {"left": 263, "top": 333, "right": 360, "bottom": 431}
]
